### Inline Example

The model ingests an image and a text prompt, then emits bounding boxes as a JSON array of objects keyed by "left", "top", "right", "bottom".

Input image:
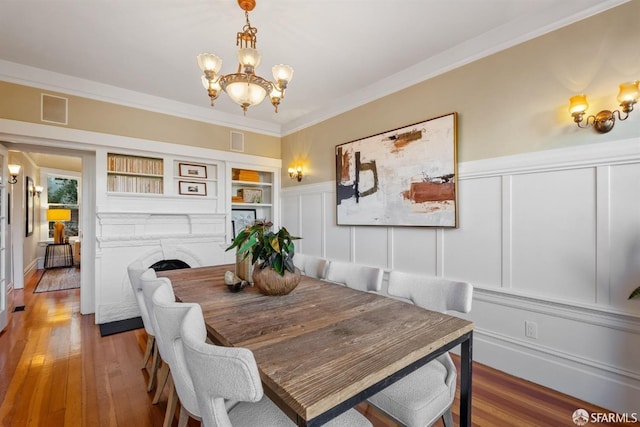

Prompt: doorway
[{"left": 2, "top": 141, "right": 96, "bottom": 317}]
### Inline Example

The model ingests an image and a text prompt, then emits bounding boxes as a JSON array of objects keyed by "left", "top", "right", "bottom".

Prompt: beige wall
[
  {"left": 281, "top": 1, "right": 640, "bottom": 186},
  {"left": 0, "top": 81, "right": 281, "bottom": 159},
  {"left": 8, "top": 151, "right": 40, "bottom": 271}
]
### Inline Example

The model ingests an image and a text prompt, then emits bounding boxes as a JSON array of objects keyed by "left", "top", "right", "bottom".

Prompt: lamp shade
[
  {"left": 8, "top": 164, "right": 21, "bottom": 176},
  {"left": 617, "top": 81, "right": 640, "bottom": 104},
  {"left": 197, "top": 53, "right": 222, "bottom": 74},
  {"left": 225, "top": 80, "right": 268, "bottom": 107},
  {"left": 569, "top": 94, "right": 589, "bottom": 115},
  {"left": 272, "top": 64, "right": 294, "bottom": 84},
  {"left": 47, "top": 209, "right": 71, "bottom": 222}
]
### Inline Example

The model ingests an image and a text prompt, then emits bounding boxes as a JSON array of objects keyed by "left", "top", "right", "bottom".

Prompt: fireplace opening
[{"left": 150, "top": 259, "right": 191, "bottom": 272}]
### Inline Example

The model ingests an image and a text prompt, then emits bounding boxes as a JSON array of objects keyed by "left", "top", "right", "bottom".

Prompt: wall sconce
[
  {"left": 288, "top": 166, "right": 303, "bottom": 182},
  {"left": 8, "top": 164, "right": 21, "bottom": 184},
  {"left": 35, "top": 185, "right": 43, "bottom": 198},
  {"left": 569, "top": 81, "right": 639, "bottom": 133}
]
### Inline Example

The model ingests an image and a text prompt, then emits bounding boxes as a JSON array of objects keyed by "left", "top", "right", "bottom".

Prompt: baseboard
[{"left": 472, "top": 329, "right": 640, "bottom": 414}]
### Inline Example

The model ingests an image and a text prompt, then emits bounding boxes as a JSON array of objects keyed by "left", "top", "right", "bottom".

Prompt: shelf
[
  {"left": 232, "top": 202, "right": 273, "bottom": 208},
  {"left": 108, "top": 171, "right": 163, "bottom": 178},
  {"left": 231, "top": 180, "right": 272, "bottom": 187}
]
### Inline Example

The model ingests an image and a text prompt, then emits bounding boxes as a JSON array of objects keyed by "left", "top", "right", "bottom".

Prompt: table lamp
[{"left": 47, "top": 209, "right": 71, "bottom": 244}]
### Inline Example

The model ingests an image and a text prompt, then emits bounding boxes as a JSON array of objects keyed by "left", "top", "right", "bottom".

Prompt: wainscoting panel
[
  {"left": 281, "top": 139, "right": 640, "bottom": 414},
  {"left": 510, "top": 167, "right": 597, "bottom": 302},
  {"left": 610, "top": 163, "right": 640, "bottom": 311},
  {"left": 324, "top": 191, "right": 352, "bottom": 262},
  {"left": 442, "top": 176, "right": 503, "bottom": 286},
  {"left": 300, "top": 193, "right": 324, "bottom": 256},
  {"left": 391, "top": 227, "right": 438, "bottom": 275}
]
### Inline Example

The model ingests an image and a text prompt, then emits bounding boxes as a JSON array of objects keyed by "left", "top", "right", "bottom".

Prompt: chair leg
[
  {"left": 142, "top": 335, "right": 155, "bottom": 370},
  {"left": 147, "top": 342, "right": 160, "bottom": 392},
  {"left": 442, "top": 408, "right": 454, "bottom": 427},
  {"left": 163, "top": 378, "right": 178, "bottom": 427},
  {"left": 177, "top": 406, "right": 190, "bottom": 427},
  {"left": 153, "top": 363, "right": 171, "bottom": 405}
]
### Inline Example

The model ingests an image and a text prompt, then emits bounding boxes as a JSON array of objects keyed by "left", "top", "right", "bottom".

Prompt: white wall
[{"left": 281, "top": 138, "right": 640, "bottom": 414}]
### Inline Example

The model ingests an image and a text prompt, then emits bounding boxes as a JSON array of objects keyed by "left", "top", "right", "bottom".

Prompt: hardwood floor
[{"left": 0, "top": 270, "right": 627, "bottom": 426}]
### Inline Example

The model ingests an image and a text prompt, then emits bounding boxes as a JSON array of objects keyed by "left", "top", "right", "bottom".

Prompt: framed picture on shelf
[
  {"left": 231, "top": 208, "right": 257, "bottom": 236},
  {"left": 238, "top": 188, "right": 263, "bottom": 203},
  {"left": 178, "top": 180, "right": 207, "bottom": 196},
  {"left": 179, "top": 163, "right": 207, "bottom": 179}
]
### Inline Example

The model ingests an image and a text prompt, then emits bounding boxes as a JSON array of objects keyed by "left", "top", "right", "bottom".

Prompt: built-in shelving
[{"left": 107, "top": 153, "right": 163, "bottom": 194}]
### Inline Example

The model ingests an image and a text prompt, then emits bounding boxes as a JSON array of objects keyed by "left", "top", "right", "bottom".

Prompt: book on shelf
[
  {"left": 107, "top": 174, "right": 163, "bottom": 194},
  {"left": 108, "top": 154, "right": 163, "bottom": 175},
  {"left": 232, "top": 169, "right": 260, "bottom": 182}
]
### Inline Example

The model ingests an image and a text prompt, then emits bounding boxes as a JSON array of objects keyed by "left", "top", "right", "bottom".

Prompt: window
[{"left": 41, "top": 172, "right": 81, "bottom": 241}]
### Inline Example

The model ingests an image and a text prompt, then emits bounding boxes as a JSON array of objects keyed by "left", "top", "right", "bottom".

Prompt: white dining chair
[
  {"left": 366, "top": 270, "right": 473, "bottom": 427},
  {"left": 139, "top": 269, "right": 177, "bottom": 422},
  {"left": 149, "top": 278, "right": 202, "bottom": 427},
  {"left": 180, "top": 305, "right": 373, "bottom": 427},
  {"left": 127, "top": 262, "right": 160, "bottom": 393},
  {"left": 295, "top": 253, "right": 329, "bottom": 279},
  {"left": 325, "top": 260, "right": 383, "bottom": 293}
]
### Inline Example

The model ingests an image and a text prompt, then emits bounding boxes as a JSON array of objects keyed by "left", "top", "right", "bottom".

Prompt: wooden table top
[{"left": 159, "top": 264, "right": 474, "bottom": 425}]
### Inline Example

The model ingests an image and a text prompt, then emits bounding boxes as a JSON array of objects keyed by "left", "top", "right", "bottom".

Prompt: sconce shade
[
  {"left": 569, "top": 95, "right": 589, "bottom": 114},
  {"left": 47, "top": 209, "right": 71, "bottom": 222},
  {"left": 8, "top": 164, "right": 21, "bottom": 176},
  {"left": 617, "top": 81, "right": 640, "bottom": 103},
  {"left": 8, "top": 164, "right": 21, "bottom": 184}
]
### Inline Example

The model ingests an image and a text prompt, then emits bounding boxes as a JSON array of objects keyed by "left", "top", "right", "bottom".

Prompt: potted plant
[
  {"left": 226, "top": 221, "right": 301, "bottom": 295},
  {"left": 630, "top": 286, "right": 640, "bottom": 300}
]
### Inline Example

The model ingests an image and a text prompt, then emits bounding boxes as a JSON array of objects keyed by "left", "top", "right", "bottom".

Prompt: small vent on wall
[
  {"left": 41, "top": 94, "right": 68, "bottom": 125},
  {"left": 230, "top": 131, "right": 244, "bottom": 152}
]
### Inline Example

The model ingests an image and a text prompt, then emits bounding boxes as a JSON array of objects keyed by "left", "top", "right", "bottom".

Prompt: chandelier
[{"left": 197, "top": 0, "right": 294, "bottom": 115}]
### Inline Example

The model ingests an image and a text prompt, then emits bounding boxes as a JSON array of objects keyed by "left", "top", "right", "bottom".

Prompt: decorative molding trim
[
  {"left": 0, "top": 118, "right": 282, "bottom": 169},
  {"left": 459, "top": 138, "right": 640, "bottom": 178},
  {"left": 0, "top": 60, "right": 281, "bottom": 137},
  {"left": 474, "top": 287, "right": 640, "bottom": 333}
]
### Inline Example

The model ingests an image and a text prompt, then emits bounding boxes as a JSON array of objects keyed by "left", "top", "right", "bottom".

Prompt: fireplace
[{"left": 95, "top": 212, "right": 229, "bottom": 323}]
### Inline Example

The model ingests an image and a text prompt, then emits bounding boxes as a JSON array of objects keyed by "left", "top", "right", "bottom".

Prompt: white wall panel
[
  {"left": 392, "top": 227, "right": 437, "bottom": 275},
  {"left": 354, "top": 226, "right": 389, "bottom": 267},
  {"left": 324, "top": 191, "right": 351, "bottom": 261},
  {"left": 511, "top": 168, "right": 597, "bottom": 302},
  {"left": 280, "top": 194, "right": 302, "bottom": 237},
  {"left": 444, "top": 176, "right": 503, "bottom": 286},
  {"left": 300, "top": 193, "right": 323, "bottom": 255},
  {"left": 610, "top": 163, "right": 640, "bottom": 310}
]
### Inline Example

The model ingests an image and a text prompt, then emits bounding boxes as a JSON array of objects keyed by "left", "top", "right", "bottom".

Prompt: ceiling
[{"left": 0, "top": 0, "right": 628, "bottom": 136}]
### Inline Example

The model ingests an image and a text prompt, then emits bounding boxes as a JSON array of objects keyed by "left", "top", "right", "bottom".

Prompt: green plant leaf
[{"left": 629, "top": 286, "right": 640, "bottom": 300}]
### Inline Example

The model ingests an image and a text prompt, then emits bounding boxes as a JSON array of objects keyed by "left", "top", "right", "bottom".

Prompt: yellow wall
[
  {"left": 281, "top": 1, "right": 640, "bottom": 186},
  {"left": 0, "top": 81, "right": 281, "bottom": 159}
]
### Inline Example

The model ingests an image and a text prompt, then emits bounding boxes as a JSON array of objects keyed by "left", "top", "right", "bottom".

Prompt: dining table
[{"left": 158, "top": 264, "right": 474, "bottom": 427}]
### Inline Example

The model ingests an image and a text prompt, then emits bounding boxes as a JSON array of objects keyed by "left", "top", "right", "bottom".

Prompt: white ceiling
[{"left": 0, "top": 0, "right": 628, "bottom": 136}]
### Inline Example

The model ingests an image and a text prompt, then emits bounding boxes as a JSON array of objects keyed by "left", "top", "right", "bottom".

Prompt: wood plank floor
[{"left": 0, "top": 269, "right": 627, "bottom": 426}]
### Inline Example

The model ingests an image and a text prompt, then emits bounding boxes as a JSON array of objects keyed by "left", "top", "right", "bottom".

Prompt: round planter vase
[{"left": 252, "top": 264, "right": 301, "bottom": 296}]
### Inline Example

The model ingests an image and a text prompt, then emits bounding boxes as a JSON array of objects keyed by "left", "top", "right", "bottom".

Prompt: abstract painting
[{"left": 336, "top": 113, "right": 457, "bottom": 227}]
